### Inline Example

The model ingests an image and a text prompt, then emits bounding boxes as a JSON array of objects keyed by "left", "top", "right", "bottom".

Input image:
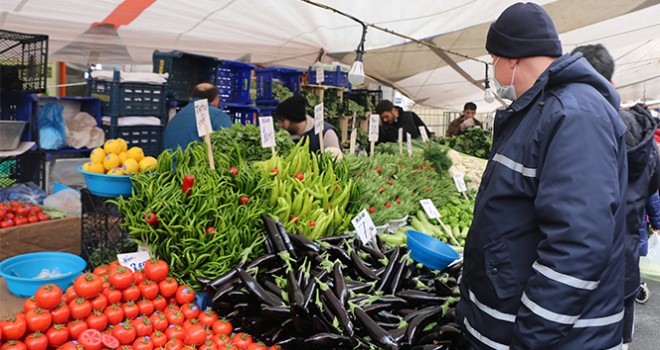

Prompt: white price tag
[
  {"left": 453, "top": 173, "right": 468, "bottom": 193},
  {"left": 316, "top": 67, "right": 325, "bottom": 84},
  {"left": 406, "top": 132, "right": 413, "bottom": 156},
  {"left": 398, "top": 128, "right": 404, "bottom": 154},
  {"left": 352, "top": 209, "right": 378, "bottom": 244},
  {"left": 369, "top": 114, "right": 380, "bottom": 142},
  {"left": 420, "top": 199, "right": 440, "bottom": 220},
  {"left": 419, "top": 126, "right": 429, "bottom": 143},
  {"left": 194, "top": 99, "right": 212, "bottom": 137},
  {"left": 258, "top": 117, "right": 276, "bottom": 148},
  {"left": 117, "top": 251, "right": 150, "bottom": 272},
  {"left": 314, "top": 103, "right": 324, "bottom": 134},
  {"left": 349, "top": 128, "right": 357, "bottom": 154}
]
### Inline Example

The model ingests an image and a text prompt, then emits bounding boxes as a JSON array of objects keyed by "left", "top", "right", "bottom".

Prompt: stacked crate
[{"left": 255, "top": 67, "right": 303, "bottom": 121}]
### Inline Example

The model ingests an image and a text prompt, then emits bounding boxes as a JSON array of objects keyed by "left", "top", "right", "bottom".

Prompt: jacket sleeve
[
  {"left": 646, "top": 192, "right": 660, "bottom": 229},
  {"left": 446, "top": 118, "right": 461, "bottom": 137},
  {"left": 510, "top": 108, "right": 625, "bottom": 349}
]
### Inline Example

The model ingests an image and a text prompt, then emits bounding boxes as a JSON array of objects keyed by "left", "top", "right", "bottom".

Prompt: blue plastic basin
[
  {"left": 0, "top": 252, "right": 86, "bottom": 297},
  {"left": 77, "top": 165, "right": 133, "bottom": 198},
  {"left": 406, "top": 229, "right": 460, "bottom": 271}
]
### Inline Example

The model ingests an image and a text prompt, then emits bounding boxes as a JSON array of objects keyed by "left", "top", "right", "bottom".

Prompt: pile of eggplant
[{"left": 197, "top": 215, "right": 464, "bottom": 349}]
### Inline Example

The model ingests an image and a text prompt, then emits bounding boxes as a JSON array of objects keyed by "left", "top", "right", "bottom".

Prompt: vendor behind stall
[
  {"left": 375, "top": 100, "right": 430, "bottom": 143},
  {"left": 273, "top": 94, "right": 341, "bottom": 153}
]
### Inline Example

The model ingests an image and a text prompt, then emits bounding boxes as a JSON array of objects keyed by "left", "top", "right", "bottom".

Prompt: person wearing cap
[
  {"left": 163, "top": 83, "right": 232, "bottom": 151},
  {"left": 457, "top": 3, "right": 627, "bottom": 350},
  {"left": 446, "top": 102, "right": 483, "bottom": 137},
  {"left": 572, "top": 44, "right": 660, "bottom": 350},
  {"left": 375, "top": 99, "right": 431, "bottom": 143},
  {"left": 273, "top": 94, "right": 341, "bottom": 153}
]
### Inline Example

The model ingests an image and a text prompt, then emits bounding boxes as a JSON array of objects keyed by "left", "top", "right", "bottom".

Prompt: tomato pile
[
  {"left": 0, "top": 201, "right": 50, "bottom": 229},
  {"left": 0, "top": 259, "right": 281, "bottom": 350}
]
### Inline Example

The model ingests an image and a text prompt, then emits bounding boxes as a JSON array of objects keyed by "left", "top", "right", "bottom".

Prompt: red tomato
[
  {"left": 119, "top": 345, "right": 134, "bottom": 350},
  {"left": 164, "top": 325, "right": 185, "bottom": 341},
  {"left": 34, "top": 284, "right": 63, "bottom": 310},
  {"left": 294, "top": 173, "right": 304, "bottom": 181},
  {"left": 86, "top": 311, "right": 108, "bottom": 331},
  {"left": 246, "top": 343, "right": 267, "bottom": 350},
  {"left": 78, "top": 329, "right": 103, "bottom": 350},
  {"left": 197, "top": 310, "right": 218, "bottom": 328},
  {"left": 122, "top": 285, "right": 141, "bottom": 302},
  {"left": 149, "top": 314, "right": 168, "bottom": 332},
  {"left": 164, "top": 339, "right": 183, "bottom": 350},
  {"left": 267, "top": 346, "right": 282, "bottom": 350},
  {"left": 121, "top": 302, "right": 140, "bottom": 320},
  {"left": 174, "top": 286, "right": 195, "bottom": 306},
  {"left": 14, "top": 216, "right": 29, "bottom": 226},
  {"left": 102, "top": 333, "right": 120, "bottom": 349},
  {"left": 229, "top": 167, "right": 239, "bottom": 177},
  {"left": 199, "top": 340, "right": 217, "bottom": 350},
  {"left": 132, "top": 317, "right": 153, "bottom": 337},
  {"left": 90, "top": 294, "right": 108, "bottom": 311},
  {"left": 164, "top": 311, "right": 184, "bottom": 326},
  {"left": 69, "top": 298, "right": 92, "bottom": 320},
  {"left": 133, "top": 270, "right": 146, "bottom": 286},
  {"left": 211, "top": 334, "right": 229, "bottom": 348},
  {"left": 112, "top": 322, "right": 137, "bottom": 345},
  {"left": 1, "top": 340, "right": 27, "bottom": 350},
  {"left": 180, "top": 304, "right": 200, "bottom": 320},
  {"left": 73, "top": 273, "right": 104, "bottom": 300},
  {"left": 238, "top": 196, "right": 249, "bottom": 205},
  {"left": 58, "top": 341, "right": 80, "bottom": 350},
  {"left": 152, "top": 295, "right": 167, "bottom": 311},
  {"left": 182, "top": 325, "right": 206, "bottom": 346},
  {"left": 181, "top": 319, "right": 198, "bottom": 330},
  {"left": 25, "top": 309, "right": 52, "bottom": 332},
  {"left": 93, "top": 265, "right": 110, "bottom": 277},
  {"left": 0, "top": 219, "right": 14, "bottom": 228},
  {"left": 37, "top": 213, "right": 50, "bottom": 221},
  {"left": 158, "top": 278, "right": 178, "bottom": 298},
  {"left": 27, "top": 215, "right": 39, "bottom": 224},
  {"left": 133, "top": 336, "right": 154, "bottom": 350},
  {"left": 1, "top": 315, "right": 27, "bottom": 340},
  {"left": 103, "top": 287, "right": 123, "bottom": 305},
  {"left": 144, "top": 260, "right": 169, "bottom": 283},
  {"left": 23, "top": 298, "right": 38, "bottom": 313},
  {"left": 211, "top": 320, "right": 232, "bottom": 336},
  {"left": 49, "top": 303, "right": 70, "bottom": 324},
  {"left": 103, "top": 304, "right": 124, "bottom": 326},
  {"left": 150, "top": 331, "right": 168, "bottom": 347},
  {"left": 109, "top": 268, "right": 135, "bottom": 290},
  {"left": 24, "top": 332, "right": 49, "bottom": 350},
  {"left": 231, "top": 333, "right": 253, "bottom": 350},
  {"left": 65, "top": 286, "right": 78, "bottom": 303},
  {"left": 66, "top": 319, "right": 88, "bottom": 339},
  {"left": 138, "top": 281, "right": 159, "bottom": 300},
  {"left": 137, "top": 299, "right": 155, "bottom": 316},
  {"left": 45, "top": 324, "right": 69, "bottom": 347}
]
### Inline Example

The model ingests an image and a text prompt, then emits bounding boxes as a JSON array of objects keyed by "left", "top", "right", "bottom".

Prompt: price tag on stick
[
  {"left": 316, "top": 67, "right": 325, "bottom": 84},
  {"left": 398, "top": 128, "right": 403, "bottom": 155},
  {"left": 406, "top": 132, "right": 413, "bottom": 157},
  {"left": 314, "top": 103, "right": 325, "bottom": 151},
  {"left": 420, "top": 199, "right": 440, "bottom": 219},
  {"left": 259, "top": 116, "right": 276, "bottom": 155},
  {"left": 369, "top": 114, "right": 379, "bottom": 155},
  {"left": 453, "top": 173, "right": 467, "bottom": 193},
  {"left": 419, "top": 126, "right": 429, "bottom": 143},
  {"left": 352, "top": 209, "right": 377, "bottom": 245},
  {"left": 194, "top": 99, "right": 215, "bottom": 169},
  {"left": 117, "top": 251, "right": 150, "bottom": 272}
]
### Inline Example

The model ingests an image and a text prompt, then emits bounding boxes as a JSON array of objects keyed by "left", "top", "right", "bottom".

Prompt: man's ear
[{"left": 212, "top": 96, "right": 220, "bottom": 107}]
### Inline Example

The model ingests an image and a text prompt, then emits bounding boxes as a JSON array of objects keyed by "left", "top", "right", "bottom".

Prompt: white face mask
[{"left": 493, "top": 57, "right": 517, "bottom": 101}]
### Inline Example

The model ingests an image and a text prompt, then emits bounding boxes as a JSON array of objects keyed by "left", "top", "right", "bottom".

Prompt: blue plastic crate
[
  {"left": 256, "top": 67, "right": 303, "bottom": 105},
  {"left": 257, "top": 105, "right": 277, "bottom": 118},
  {"left": 0, "top": 91, "right": 37, "bottom": 142},
  {"left": 87, "top": 71, "right": 166, "bottom": 120},
  {"left": 217, "top": 60, "right": 255, "bottom": 105},
  {"left": 307, "top": 66, "right": 351, "bottom": 88},
  {"left": 153, "top": 50, "right": 220, "bottom": 101},
  {"left": 223, "top": 103, "right": 259, "bottom": 125},
  {"left": 102, "top": 125, "right": 163, "bottom": 157}
]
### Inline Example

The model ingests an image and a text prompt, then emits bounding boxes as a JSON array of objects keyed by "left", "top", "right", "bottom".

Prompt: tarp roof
[{"left": 2, "top": 0, "right": 660, "bottom": 110}]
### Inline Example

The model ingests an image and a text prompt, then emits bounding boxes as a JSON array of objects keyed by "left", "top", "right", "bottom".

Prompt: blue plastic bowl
[
  {"left": 77, "top": 165, "right": 133, "bottom": 198},
  {"left": 406, "top": 229, "right": 460, "bottom": 271},
  {"left": 0, "top": 252, "right": 87, "bottom": 297}
]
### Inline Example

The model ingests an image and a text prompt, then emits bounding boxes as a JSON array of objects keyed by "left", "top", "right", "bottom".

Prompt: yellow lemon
[
  {"left": 118, "top": 152, "right": 128, "bottom": 164},
  {"left": 103, "top": 139, "right": 122, "bottom": 155},
  {"left": 126, "top": 147, "right": 145, "bottom": 162},
  {"left": 90, "top": 147, "right": 106, "bottom": 163},
  {"left": 88, "top": 162, "right": 105, "bottom": 174},
  {"left": 114, "top": 138, "right": 128, "bottom": 153},
  {"left": 82, "top": 162, "right": 92, "bottom": 172},
  {"left": 103, "top": 153, "right": 120, "bottom": 171},
  {"left": 107, "top": 167, "right": 125, "bottom": 175},
  {"left": 122, "top": 158, "right": 139, "bottom": 175},
  {"left": 138, "top": 156, "right": 158, "bottom": 173}
]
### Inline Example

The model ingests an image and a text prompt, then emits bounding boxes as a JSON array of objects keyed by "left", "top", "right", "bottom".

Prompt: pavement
[{"left": 630, "top": 280, "right": 660, "bottom": 350}]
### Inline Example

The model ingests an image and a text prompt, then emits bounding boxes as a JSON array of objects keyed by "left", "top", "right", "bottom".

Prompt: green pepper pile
[{"left": 210, "top": 124, "right": 294, "bottom": 163}]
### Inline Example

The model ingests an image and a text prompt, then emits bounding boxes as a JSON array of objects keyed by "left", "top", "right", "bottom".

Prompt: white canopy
[{"left": 2, "top": 0, "right": 660, "bottom": 110}]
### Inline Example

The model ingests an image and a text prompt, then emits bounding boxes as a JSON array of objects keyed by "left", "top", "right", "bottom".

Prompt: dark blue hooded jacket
[{"left": 457, "top": 54, "right": 627, "bottom": 350}]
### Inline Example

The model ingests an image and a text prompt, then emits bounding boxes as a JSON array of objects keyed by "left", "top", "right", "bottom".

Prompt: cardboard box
[
  {"left": 0, "top": 216, "right": 81, "bottom": 261},
  {"left": 0, "top": 277, "right": 25, "bottom": 316}
]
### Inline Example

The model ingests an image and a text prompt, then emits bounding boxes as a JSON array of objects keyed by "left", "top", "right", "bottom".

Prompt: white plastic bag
[
  {"left": 43, "top": 189, "right": 81, "bottom": 216},
  {"left": 640, "top": 232, "right": 660, "bottom": 282},
  {"left": 65, "top": 112, "right": 104, "bottom": 149}
]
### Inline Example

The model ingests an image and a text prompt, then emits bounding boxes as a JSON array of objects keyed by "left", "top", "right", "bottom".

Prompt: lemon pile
[{"left": 82, "top": 138, "right": 158, "bottom": 176}]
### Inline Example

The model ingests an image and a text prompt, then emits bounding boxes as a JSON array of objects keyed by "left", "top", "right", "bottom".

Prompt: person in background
[
  {"left": 573, "top": 44, "right": 660, "bottom": 350},
  {"left": 446, "top": 102, "right": 483, "bottom": 136},
  {"left": 273, "top": 94, "right": 341, "bottom": 153},
  {"left": 375, "top": 99, "right": 430, "bottom": 143},
  {"left": 457, "top": 3, "right": 627, "bottom": 350},
  {"left": 163, "top": 83, "right": 232, "bottom": 151}
]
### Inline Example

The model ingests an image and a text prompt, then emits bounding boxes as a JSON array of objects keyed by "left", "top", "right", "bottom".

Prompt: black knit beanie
[
  {"left": 486, "top": 2, "right": 562, "bottom": 58},
  {"left": 274, "top": 94, "right": 307, "bottom": 123}
]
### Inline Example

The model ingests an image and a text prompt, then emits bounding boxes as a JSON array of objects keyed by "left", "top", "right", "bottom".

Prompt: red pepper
[
  {"left": 182, "top": 174, "right": 195, "bottom": 197},
  {"left": 144, "top": 212, "right": 159, "bottom": 226}
]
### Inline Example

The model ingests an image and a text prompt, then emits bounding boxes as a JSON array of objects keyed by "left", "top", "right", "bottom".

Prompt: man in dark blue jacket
[
  {"left": 457, "top": 3, "right": 627, "bottom": 349},
  {"left": 572, "top": 44, "right": 660, "bottom": 349}
]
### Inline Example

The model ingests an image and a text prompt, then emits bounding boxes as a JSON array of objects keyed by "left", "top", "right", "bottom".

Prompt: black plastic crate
[
  {"left": 87, "top": 71, "right": 166, "bottom": 120},
  {"left": 0, "top": 29, "right": 48, "bottom": 93},
  {"left": 0, "top": 151, "right": 44, "bottom": 188},
  {"left": 102, "top": 125, "right": 163, "bottom": 156},
  {"left": 81, "top": 188, "right": 136, "bottom": 268},
  {"left": 223, "top": 103, "right": 259, "bottom": 125},
  {"left": 153, "top": 50, "right": 219, "bottom": 101},
  {"left": 217, "top": 60, "right": 255, "bottom": 104}
]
